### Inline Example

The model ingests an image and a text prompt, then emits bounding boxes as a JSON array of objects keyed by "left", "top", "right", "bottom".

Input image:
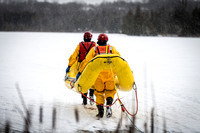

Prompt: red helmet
[
  {"left": 98, "top": 33, "right": 108, "bottom": 43},
  {"left": 84, "top": 31, "right": 92, "bottom": 39}
]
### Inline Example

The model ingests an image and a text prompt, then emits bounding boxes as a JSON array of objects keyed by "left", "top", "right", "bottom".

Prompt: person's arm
[
  {"left": 68, "top": 44, "right": 80, "bottom": 66},
  {"left": 111, "top": 46, "right": 120, "bottom": 56}
]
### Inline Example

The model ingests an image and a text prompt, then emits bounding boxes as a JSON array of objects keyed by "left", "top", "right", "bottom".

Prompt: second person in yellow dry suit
[{"left": 76, "top": 33, "right": 120, "bottom": 118}]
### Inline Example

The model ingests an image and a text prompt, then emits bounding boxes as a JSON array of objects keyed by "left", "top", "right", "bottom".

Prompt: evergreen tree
[
  {"left": 191, "top": 7, "right": 200, "bottom": 35},
  {"left": 0, "top": 0, "right": 200, "bottom": 36},
  {"left": 121, "top": 10, "right": 135, "bottom": 35},
  {"left": 133, "top": 5, "right": 143, "bottom": 35},
  {"left": 173, "top": 0, "right": 191, "bottom": 36}
]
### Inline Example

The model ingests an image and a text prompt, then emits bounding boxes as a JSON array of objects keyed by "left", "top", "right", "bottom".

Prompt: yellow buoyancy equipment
[
  {"left": 74, "top": 54, "right": 134, "bottom": 93},
  {"left": 65, "top": 60, "right": 78, "bottom": 91}
]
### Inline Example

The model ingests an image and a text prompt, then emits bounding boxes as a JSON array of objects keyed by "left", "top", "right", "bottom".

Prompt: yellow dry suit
[
  {"left": 79, "top": 45, "right": 120, "bottom": 105},
  {"left": 68, "top": 41, "right": 96, "bottom": 75}
]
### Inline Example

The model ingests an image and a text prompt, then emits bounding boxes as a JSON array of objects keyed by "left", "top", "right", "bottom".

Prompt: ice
[{"left": 0, "top": 32, "right": 200, "bottom": 132}]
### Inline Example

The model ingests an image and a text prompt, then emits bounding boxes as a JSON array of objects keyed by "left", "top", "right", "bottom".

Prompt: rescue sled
[{"left": 65, "top": 54, "right": 134, "bottom": 93}]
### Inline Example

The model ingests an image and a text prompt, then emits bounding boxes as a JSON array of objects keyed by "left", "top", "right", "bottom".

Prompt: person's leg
[
  {"left": 94, "top": 91, "right": 105, "bottom": 118},
  {"left": 89, "top": 89, "right": 94, "bottom": 105},
  {"left": 81, "top": 93, "right": 88, "bottom": 105},
  {"left": 94, "top": 78, "right": 105, "bottom": 118},
  {"left": 105, "top": 80, "right": 116, "bottom": 118}
]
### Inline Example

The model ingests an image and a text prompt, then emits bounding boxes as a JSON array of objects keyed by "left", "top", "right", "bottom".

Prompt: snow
[{"left": 0, "top": 32, "right": 200, "bottom": 132}]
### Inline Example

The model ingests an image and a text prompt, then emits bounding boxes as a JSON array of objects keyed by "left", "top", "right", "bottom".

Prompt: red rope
[
  {"left": 70, "top": 80, "right": 75, "bottom": 89},
  {"left": 81, "top": 92, "right": 120, "bottom": 107},
  {"left": 81, "top": 89, "right": 138, "bottom": 117},
  {"left": 120, "top": 89, "right": 138, "bottom": 117}
]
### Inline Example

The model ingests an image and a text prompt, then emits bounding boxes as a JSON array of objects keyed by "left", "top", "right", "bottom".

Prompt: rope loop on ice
[{"left": 81, "top": 85, "right": 138, "bottom": 117}]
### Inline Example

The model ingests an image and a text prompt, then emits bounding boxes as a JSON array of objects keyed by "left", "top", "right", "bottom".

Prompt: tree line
[
  {"left": 0, "top": 0, "right": 200, "bottom": 36},
  {"left": 122, "top": 0, "right": 200, "bottom": 36}
]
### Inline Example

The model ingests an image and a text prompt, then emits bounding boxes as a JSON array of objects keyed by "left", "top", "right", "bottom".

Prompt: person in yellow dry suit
[
  {"left": 65, "top": 31, "right": 97, "bottom": 105},
  {"left": 76, "top": 33, "right": 120, "bottom": 118}
]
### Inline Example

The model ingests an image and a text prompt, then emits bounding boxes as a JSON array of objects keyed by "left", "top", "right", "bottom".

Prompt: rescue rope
[
  {"left": 81, "top": 92, "right": 119, "bottom": 108},
  {"left": 107, "top": 56, "right": 138, "bottom": 117},
  {"left": 67, "top": 57, "right": 139, "bottom": 117},
  {"left": 119, "top": 88, "right": 138, "bottom": 117},
  {"left": 81, "top": 89, "right": 143, "bottom": 133},
  {"left": 124, "top": 111, "right": 144, "bottom": 133},
  {"left": 70, "top": 79, "right": 75, "bottom": 88},
  {"left": 80, "top": 87, "right": 138, "bottom": 117}
]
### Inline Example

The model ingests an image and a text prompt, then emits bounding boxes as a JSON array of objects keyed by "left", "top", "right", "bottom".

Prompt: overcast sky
[{"left": 37, "top": 0, "right": 143, "bottom": 5}]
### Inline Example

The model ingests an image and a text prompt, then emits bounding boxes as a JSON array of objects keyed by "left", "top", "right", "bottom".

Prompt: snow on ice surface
[{"left": 0, "top": 32, "right": 200, "bottom": 132}]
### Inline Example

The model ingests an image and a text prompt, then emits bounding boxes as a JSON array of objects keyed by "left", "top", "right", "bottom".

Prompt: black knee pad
[
  {"left": 89, "top": 89, "right": 94, "bottom": 96},
  {"left": 106, "top": 97, "right": 113, "bottom": 105}
]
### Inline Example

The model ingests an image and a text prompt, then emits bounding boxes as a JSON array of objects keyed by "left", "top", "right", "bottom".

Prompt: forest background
[{"left": 0, "top": 0, "right": 200, "bottom": 37}]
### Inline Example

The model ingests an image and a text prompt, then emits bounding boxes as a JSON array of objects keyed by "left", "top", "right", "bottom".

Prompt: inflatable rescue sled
[{"left": 65, "top": 54, "right": 134, "bottom": 93}]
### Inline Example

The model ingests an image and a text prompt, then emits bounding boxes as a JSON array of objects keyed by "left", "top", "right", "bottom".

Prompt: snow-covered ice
[{"left": 0, "top": 32, "right": 200, "bottom": 132}]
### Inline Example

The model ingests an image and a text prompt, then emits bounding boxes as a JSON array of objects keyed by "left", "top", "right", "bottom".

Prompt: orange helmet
[{"left": 97, "top": 33, "right": 108, "bottom": 43}]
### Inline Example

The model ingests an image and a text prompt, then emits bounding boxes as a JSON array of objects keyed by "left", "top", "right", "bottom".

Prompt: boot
[
  {"left": 96, "top": 105, "right": 104, "bottom": 118},
  {"left": 82, "top": 93, "right": 87, "bottom": 105},
  {"left": 106, "top": 97, "right": 113, "bottom": 118},
  {"left": 89, "top": 89, "right": 94, "bottom": 96},
  {"left": 106, "top": 107, "right": 112, "bottom": 118},
  {"left": 89, "top": 96, "right": 94, "bottom": 105},
  {"left": 89, "top": 89, "right": 94, "bottom": 105}
]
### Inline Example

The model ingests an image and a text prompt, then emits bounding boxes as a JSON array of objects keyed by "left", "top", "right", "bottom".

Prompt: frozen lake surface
[{"left": 0, "top": 32, "right": 200, "bottom": 132}]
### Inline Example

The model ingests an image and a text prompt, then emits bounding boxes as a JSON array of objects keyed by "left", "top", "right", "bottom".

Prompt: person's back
[
  {"left": 67, "top": 31, "right": 96, "bottom": 68},
  {"left": 94, "top": 39, "right": 118, "bottom": 83},
  {"left": 78, "top": 32, "right": 95, "bottom": 63},
  {"left": 77, "top": 33, "right": 120, "bottom": 118},
  {"left": 65, "top": 31, "right": 96, "bottom": 105}
]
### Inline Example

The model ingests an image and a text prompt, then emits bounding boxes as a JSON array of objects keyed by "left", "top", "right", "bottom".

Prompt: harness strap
[
  {"left": 96, "top": 46, "right": 100, "bottom": 54},
  {"left": 81, "top": 41, "right": 94, "bottom": 53},
  {"left": 87, "top": 41, "right": 94, "bottom": 53},
  {"left": 95, "top": 45, "right": 112, "bottom": 55},
  {"left": 81, "top": 42, "right": 88, "bottom": 53},
  {"left": 106, "top": 45, "right": 108, "bottom": 54}
]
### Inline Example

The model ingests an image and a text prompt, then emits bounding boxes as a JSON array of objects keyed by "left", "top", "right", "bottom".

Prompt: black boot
[
  {"left": 106, "top": 97, "right": 113, "bottom": 118},
  {"left": 82, "top": 93, "right": 87, "bottom": 105},
  {"left": 89, "top": 89, "right": 94, "bottom": 105},
  {"left": 96, "top": 105, "right": 104, "bottom": 118},
  {"left": 89, "top": 89, "right": 94, "bottom": 97}
]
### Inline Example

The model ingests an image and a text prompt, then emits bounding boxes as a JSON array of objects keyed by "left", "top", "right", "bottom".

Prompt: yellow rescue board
[{"left": 74, "top": 54, "right": 134, "bottom": 93}]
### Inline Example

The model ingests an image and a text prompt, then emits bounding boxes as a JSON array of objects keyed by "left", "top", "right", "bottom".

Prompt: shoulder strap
[
  {"left": 81, "top": 41, "right": 94, "bottom": 53},
  {"left": 106, "top": 45, "right": 112, "bottom": 54},
  {"left": 87, "top": 41, "right": 94, "bottom": 53},
  {"left": 96, "top": 46, "right": 100, "bottom": 54},
  {"left": 106, "top": 45, "right": 109, "bottom": 54},
  {"left": 80, "top": 42, "right": 88, "bottom": 52}
]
